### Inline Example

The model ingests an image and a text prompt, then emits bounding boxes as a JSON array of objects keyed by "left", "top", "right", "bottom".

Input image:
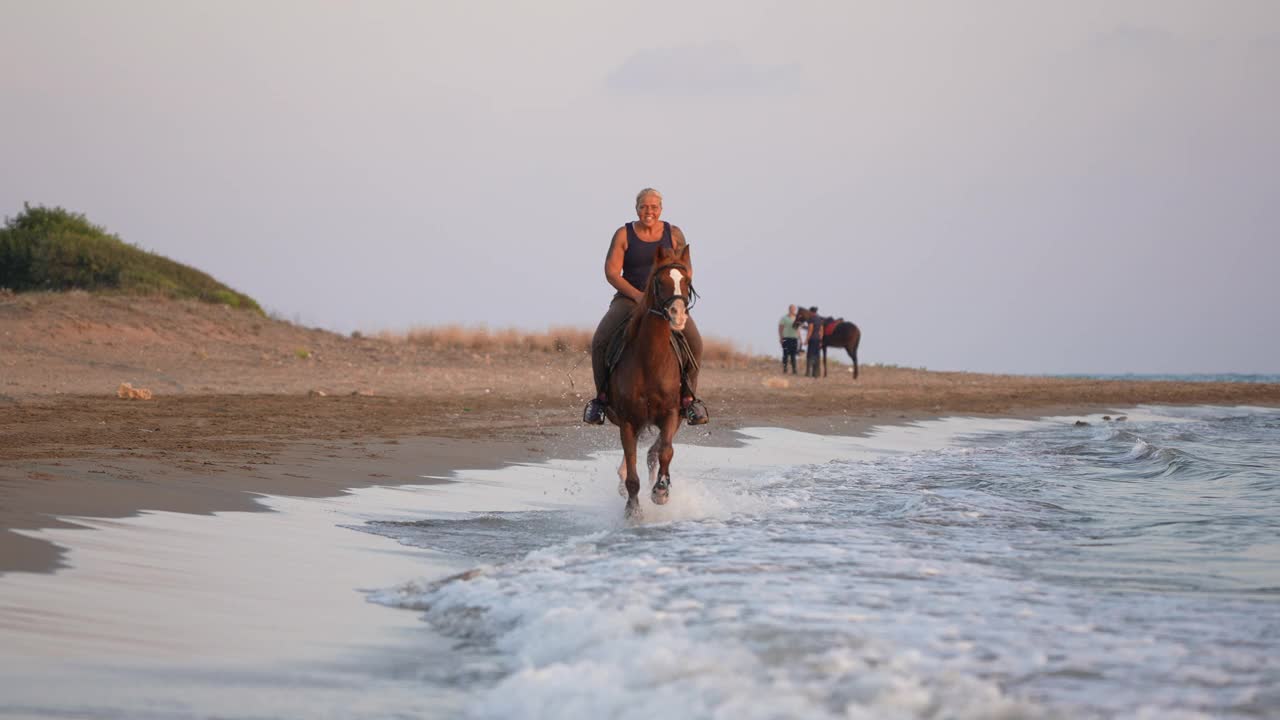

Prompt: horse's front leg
[
  {"left": 651, "top": 411, "right": 679, "bottom": 505},
  {"left": 647, "top": 435, "right": 661, "bottom": 491},
  {"left": 620, "top": 422, "right": 642, "bottom": 518}
]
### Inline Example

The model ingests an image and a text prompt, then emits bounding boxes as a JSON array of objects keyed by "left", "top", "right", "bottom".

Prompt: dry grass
[
  {"left": 700, "top": 335, "right": 757, "bottom": 367},
  {"left": 376, "top": 324, "right": 757, "bottom": 367},
  {"left": 380, "top": 325, "right": 593, "bottom": 353}
]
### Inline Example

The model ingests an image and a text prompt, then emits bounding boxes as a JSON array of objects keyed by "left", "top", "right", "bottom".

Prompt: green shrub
[{"left": 0, "top": 203, "right": 262, "bottom": 313}]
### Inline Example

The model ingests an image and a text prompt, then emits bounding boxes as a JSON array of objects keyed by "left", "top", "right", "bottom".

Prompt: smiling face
[{"left": 635, "top": 191, "right": 663, "bottom": 230}]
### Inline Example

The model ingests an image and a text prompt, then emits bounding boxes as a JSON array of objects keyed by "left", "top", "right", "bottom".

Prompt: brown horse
[
  {"left": 606, "top": 244, "right": 699, "bottom": 517},
  {"left": 794, "top": 306, "right": 861, "bottom": 379}
]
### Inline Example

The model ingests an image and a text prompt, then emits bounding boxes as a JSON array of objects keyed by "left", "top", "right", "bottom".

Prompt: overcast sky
[{"left": 3, "top": 1, "right": 1277, "bottom": 374}]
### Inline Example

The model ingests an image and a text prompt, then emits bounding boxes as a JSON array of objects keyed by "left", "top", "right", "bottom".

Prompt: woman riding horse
[{"left": 584, "top": 188, "right": 709, "bottom": 425}]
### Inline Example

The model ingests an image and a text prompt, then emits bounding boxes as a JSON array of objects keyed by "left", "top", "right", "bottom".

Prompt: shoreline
[{"left": 4, "top": 396, "right": 1272, "bottom": 577}]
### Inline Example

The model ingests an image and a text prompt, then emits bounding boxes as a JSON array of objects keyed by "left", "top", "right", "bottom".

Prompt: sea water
[
  {"left": 1056, "top": 373, "right": 1280, "bottom": 384},
  {"left": 368, "top": 406, "right": 1280, "bottom": 719}
]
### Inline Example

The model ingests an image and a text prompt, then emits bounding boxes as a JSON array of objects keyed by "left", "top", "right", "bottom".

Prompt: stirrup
[
  {"left": 583, "top": 398, "right": 607, "bottom": 425},
  {"left": 684, "top": 399, "right": 710, "bottom": 426}
]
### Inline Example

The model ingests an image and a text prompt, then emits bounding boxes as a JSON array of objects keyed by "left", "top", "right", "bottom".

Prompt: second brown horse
[
  {"left": 794, "top": 306, "right": 861, "bottom": 379},
  {"left": 607, "top": 244, "right": 700, "bottom": 517}
]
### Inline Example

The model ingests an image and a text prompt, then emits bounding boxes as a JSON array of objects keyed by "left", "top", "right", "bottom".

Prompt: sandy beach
[
  {"left": 6, "top": 2, "right": 1279, "bottom": 713},
  {"left": 3, "top": 291, "right": 1279, "bottom": 575}
]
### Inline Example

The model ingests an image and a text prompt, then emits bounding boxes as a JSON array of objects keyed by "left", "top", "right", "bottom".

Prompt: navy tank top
[{"left": 621, "top": 221, "right": 673, "bottom": 293}]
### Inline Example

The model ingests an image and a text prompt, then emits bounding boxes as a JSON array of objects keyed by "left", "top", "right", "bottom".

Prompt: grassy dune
[{"left": 0, "top": 203, "right": 261, "bottom": 312}]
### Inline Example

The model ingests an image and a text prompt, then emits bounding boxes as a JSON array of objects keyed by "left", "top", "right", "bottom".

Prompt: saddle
[{"left": 605, "top": 309, "right": 699, "bottom": 383}]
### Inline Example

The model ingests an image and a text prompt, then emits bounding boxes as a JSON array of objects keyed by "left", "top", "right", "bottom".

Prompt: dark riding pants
[
  {"left": 806, "top": 340, "right": 821, "bottom": 378},
  {"left": 781, "top": 338, "right": 798, "bottom": 373},
  {"left": 591, "top": 294, "right": 702, "bottom": 399}
]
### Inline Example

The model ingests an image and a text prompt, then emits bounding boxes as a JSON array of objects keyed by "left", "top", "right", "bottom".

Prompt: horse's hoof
[
  {"left": 617, "top": 480, "right": 628, "bottom": 497},
  {"left": 624, "top": 498, "right": 642, "bottom": 520},
  {"left": 650, "top": 477, "right": 670, "bottom": 505}
]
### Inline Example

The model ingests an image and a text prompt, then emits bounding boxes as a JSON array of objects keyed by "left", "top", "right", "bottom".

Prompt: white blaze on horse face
[
  {"left": 668, "top": 268, "right": 684, "bottom": 300},
  {"left": 666, "top": 267, "right": 688, "bottom": 331}
]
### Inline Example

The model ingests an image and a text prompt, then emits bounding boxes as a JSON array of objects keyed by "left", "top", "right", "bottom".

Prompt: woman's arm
[
  {"left": 671, "top": 225, "right": 687, "bottom": 250},
  {"left": 604, "top": 226, "right": 643, "bottom": 302}
]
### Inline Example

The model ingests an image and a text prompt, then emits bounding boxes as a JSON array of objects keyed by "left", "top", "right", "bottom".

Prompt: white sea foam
[
  {"left": 368, "top": 407, "right": 1280, "bottom": 718},
  {"left": 361, "top": 419, "right": 1075, "bottom": 719}
]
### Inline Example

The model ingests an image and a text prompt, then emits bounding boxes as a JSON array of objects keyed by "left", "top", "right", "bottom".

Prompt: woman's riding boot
[
  {"left": 583, "top": 396, "right": 607, "bottom": 425},
  {"left": 684, "top": 398, "right": 710, "bottom": 426}
]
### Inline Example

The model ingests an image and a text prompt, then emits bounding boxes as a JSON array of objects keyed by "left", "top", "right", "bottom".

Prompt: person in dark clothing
[
  {"left": 583, "top": 188, "right": 709, "bottom": 426},
  {"left": 804, "top": 306, "right": 823, "bottom": 378}
]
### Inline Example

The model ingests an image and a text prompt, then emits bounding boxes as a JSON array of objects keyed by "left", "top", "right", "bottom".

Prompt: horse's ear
[
  {"left": 679, "top": 244, "right": 690, "bottom": 264},
  {"left": 655, "top": 246, "right": 674, "bottom": 264}
]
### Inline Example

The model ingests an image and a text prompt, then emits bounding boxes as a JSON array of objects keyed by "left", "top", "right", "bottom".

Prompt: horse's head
[
  {"left": 793, "top": 306, "right": 813, "bottom": 329},
  {"left": 647, "top": 245, "right": 695, "bottom": 332}
]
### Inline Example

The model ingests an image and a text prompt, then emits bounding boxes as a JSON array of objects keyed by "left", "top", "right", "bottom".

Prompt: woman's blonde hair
[{"left": 635, "top": 188, "right": 663, "bottom": 209}]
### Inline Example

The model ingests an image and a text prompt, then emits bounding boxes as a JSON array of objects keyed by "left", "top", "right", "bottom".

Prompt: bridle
[{"left": 647, "top": 262, "right": 699, "bottom": 322}]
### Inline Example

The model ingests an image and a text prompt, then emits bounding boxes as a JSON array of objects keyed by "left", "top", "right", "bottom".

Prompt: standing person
[
  {"left": 805, "top": 306, "right": 824, "bottom": 378},
  {"left": 583, "top": 188, "right": 709, "bottom": 426},
  {"left": 778, "top": 304, "right": 800, "bottom": 374}
]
